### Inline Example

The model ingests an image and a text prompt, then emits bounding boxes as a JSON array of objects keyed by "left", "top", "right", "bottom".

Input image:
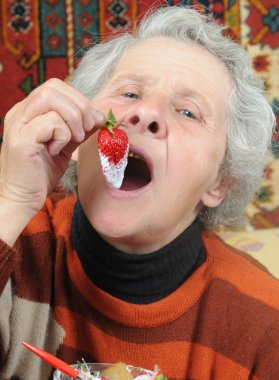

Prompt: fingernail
[
  {"left": 85, "top": 110, "right": 104, "bottom": 132},
  {"left": 93, "top": 110, "right": 106, "bottom": 125},
  {"left": 79, "top": 130, "right": 85, "bottom": 141}
]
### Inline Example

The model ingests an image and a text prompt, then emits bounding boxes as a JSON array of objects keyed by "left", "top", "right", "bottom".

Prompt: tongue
[{"left": 120, "top": 175, "right": 148, "bottom": 191}]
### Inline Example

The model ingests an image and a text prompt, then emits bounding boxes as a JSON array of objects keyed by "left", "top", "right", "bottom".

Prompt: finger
[
  {"left": 71, "top": 147, "right": 79, "bottom": 161},
  {"left": 3, "top": 100, "right": 25, "bottom": 130},
  {"left": 46, "top": 128, "right": 72, "bottom": 157},
  {"left": 22, "top": 87, "right": 85, "bottom": 143},
  {"left": 28, "top": 112, "right": 99, "bottom": 158},
  {"left": 24, "top": 111, "right": 72, "bottom": 156},
  {"left": 44, "top": 78, "right": 106, "bottom": 131},
  {"left": 58, "top": 122, "right": 100, "bottom": 159},
  {"left": 30, "top": 78, "right": 106, "bottom": 132}
]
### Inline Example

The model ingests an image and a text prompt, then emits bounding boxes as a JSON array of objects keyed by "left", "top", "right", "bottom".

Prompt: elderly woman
[{"left": 0, "top": 6, "right": 278, "bottom": 380}]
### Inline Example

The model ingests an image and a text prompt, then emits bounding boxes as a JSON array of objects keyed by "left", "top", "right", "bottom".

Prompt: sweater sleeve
[
  {"left": 0, "top": 241, "right": 14, "bottom": 371},
  {"left": 0, "top": 239, "right": 15, "bottom": 296},
  {"left": 0, "top": 196, "right": 56, "bottom": 297},
  {"left": 0, "top": 196, "right": 71, "bottom": 378},
  {"left": 254, "top": 314, "right": 279, "bottom": 377},
  {"left": 0, "top": 195, "right": 75, "bottom": 298}
]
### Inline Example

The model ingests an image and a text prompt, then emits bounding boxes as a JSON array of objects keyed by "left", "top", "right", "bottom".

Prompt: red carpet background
[{"left": 0, "top": 0, "right": 278, "bottom": 228}]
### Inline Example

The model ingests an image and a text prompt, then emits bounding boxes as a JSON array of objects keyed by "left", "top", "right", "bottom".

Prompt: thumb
[
  {"left": 59, "top": 124, "right": 100, "bottom": 159},
  {"left": 71, "top": 148, "right": 79, "bottom": 161}
]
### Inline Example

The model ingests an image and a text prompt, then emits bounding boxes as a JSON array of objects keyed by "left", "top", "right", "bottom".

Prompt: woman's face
[{"left": 77, "top": 37, "right": 233, "bottom": 253}]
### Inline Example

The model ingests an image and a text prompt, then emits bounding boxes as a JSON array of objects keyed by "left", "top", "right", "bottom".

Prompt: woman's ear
[
  {"left": 201, "top": 176, "right": 234, "bottom": 208},
  {"left": 71, "top": 147, "right": 79, "bottom": 161}
]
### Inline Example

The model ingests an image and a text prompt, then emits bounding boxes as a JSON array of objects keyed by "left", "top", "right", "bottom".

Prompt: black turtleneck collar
[{"left": 71, "top": 200, "right": 206, "bottom": 304}]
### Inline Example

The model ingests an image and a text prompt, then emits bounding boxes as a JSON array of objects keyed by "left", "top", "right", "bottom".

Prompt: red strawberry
[{"left": 98, "top": 110, "right": 129, "bottom": 189}]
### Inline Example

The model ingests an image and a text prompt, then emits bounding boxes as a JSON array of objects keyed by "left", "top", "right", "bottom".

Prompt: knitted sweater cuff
[{"left": 0, "top": 239, "right": 14, "bottom": 295}]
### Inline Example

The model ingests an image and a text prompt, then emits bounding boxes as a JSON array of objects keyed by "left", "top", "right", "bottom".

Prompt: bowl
[{"left": 53, "top": 362, "right": 156, "bottom": 379}]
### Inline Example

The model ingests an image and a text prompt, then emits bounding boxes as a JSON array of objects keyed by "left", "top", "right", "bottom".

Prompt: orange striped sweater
[{"left": 0, "top": 195, "right": 279, "bottom": 380}]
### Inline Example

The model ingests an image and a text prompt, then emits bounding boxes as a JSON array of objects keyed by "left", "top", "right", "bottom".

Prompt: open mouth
[{"left": 120, "top": 150, "right": 152, "bottom": 191}]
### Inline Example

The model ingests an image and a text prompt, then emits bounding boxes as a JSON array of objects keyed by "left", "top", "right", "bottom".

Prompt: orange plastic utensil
[{"left": 22, "top": 341, "right": 79, "bottom": 379}]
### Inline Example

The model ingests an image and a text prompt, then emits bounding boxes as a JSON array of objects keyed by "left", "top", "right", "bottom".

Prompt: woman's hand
[{"left": 0, "top": 78, "right": 105, "bottom": 245}]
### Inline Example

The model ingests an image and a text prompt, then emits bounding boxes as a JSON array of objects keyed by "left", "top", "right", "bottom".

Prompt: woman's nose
[{"left": 123, "top": 103, "right": 167, "bottom": 138}]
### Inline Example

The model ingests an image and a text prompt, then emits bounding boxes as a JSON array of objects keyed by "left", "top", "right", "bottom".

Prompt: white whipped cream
[{"left": 99, "top": 145, "right": 129, "bottom": 189}]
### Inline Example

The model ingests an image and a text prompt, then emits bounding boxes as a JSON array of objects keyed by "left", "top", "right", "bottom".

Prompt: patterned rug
[{"left": 0, "top": 0, "right": 278, "bottom": 229}]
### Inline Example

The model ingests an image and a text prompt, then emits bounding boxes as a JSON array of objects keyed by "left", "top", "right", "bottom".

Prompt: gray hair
[{"left": 63, "top": 6, "right": 275, "bottom": 229}]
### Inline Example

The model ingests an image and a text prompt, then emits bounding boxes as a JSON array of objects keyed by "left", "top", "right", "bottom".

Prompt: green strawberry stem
[{"left": 104, "top": 109, "right": 124, "bottom": 136}]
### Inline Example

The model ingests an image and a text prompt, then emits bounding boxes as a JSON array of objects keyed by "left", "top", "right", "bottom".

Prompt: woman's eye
[
  {"left": 179, "top": 109, "right": 197, "bottom": 120},
  {"left": 122, "top": 92, "right": 139, "bottom": 99}
]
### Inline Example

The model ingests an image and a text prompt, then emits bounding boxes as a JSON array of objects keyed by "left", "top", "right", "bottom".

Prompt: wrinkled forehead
[
  {"left": 109, "top": 36, "right": 233, "bottom": 95},
  {"left": 106, "top": 36, "right": 233, "bottom": 125}
]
